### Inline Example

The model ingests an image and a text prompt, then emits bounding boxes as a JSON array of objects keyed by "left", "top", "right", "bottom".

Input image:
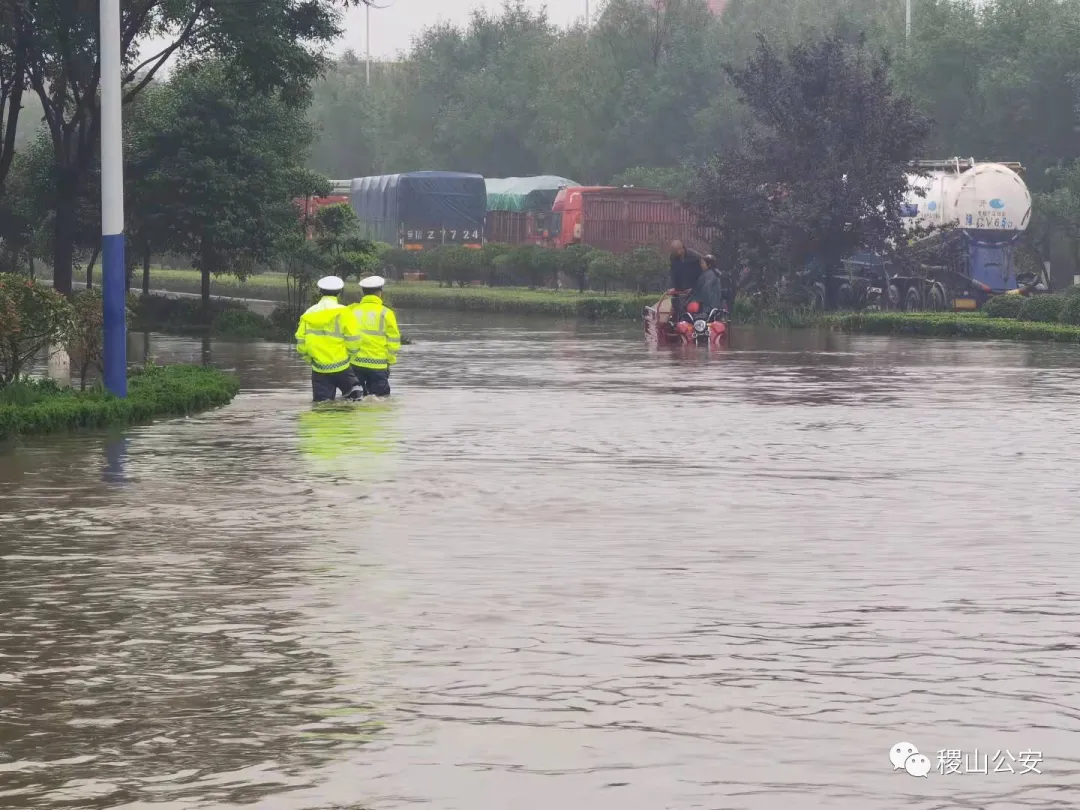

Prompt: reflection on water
[{"left": 3, "top": 310, "right": 1080, "bottom": 810}]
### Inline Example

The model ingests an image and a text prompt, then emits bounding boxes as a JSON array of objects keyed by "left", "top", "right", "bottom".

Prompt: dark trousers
[
  {"left": 671, "top": 291, "right": 692, "bottom": 320},
  {"left": 311, "top": 368, "right": 362, "bottom": 402},
  {"left": 353, "top": 366, "right": 391, "bottom": 397}
]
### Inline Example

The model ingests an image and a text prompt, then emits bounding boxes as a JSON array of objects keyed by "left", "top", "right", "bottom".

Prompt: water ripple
[{"left": 1, "top": 313, "right": 1079, "bottom": 809}]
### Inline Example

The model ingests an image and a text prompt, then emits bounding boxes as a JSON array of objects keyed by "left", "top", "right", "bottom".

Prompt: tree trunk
[
  {"left": 199, "top": 236, "right": 213, "bottom": 306},
  {"left": 142, "top": 249, "right": 151, "bottom": 296},
  {"left": 85, "top": 246, "right": 100, "bottom": 288},
  {"left": 125, "top": 251, "right": 136, "bottom": 293},
  {"left": 52, "top": 176, "right": 78, "bottom": 295}
]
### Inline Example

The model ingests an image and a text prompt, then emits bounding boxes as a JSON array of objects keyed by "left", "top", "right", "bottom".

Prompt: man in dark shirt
[
  {"left": 668, "top": 240, "right": 707, "bottom": 318},
  {"left": 669, "top": 240, "right": 707, "bottom": 291}
]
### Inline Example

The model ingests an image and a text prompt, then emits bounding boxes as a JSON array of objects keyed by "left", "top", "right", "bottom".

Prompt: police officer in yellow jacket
[
  {"left": 295, "top": 275, "right": 365, "bottom": 402},
  {"left": 348, "top": 275, "right": 401, "bottom": 397}
]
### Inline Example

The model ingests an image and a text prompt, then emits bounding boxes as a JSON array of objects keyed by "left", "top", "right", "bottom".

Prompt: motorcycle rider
[{"left": 668, "top": 239, "right": 708, "bottom": 319}]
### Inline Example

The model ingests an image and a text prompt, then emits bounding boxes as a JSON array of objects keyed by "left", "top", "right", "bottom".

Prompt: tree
[
  {"left": 21, "top": 0, "right": 358, "bottom": 295},
  {"left": 0, "top": 271, "right": 71, "bottom": 386},
  {"left": 137, "top": 60, "right": 325, "bottom": 305},
  {"left": 586, "top": 250, "right": 623, "bottom": 293},
  {"left": 0, "top": 0, "right": 28, "bottom": 192},
  {"left": 611, "top": 165, "right": 695, "bottom": 198},
  {"left": 688, "top": 28, "right": 931, "bottom": 302},
  {"left": 556, "top": 244, "right": 593, "bottom": 292},
  {"left": 124, "top": 82, "right": 174, "bottom": 296},
  {"left": 311, "top": 202, "right": 379, "bottom": 281}
]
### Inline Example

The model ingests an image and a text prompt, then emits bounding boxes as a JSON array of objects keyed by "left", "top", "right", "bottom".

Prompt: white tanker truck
[{"left": 812, "top": 158, "right": 1045, "bottom": 312}]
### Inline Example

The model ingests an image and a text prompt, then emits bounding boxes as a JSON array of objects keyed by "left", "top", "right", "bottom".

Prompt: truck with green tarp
[{"left": 484, "top": 176, "right": 578, "bottom": 245}]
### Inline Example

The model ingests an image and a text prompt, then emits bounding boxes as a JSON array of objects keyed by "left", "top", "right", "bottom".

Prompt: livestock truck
[
  {"left": 541, "top": 185, "right": 716, "bottom": 254},
  {"left": 341, "top": 171, "right": 487, "bottom": 251},
  {"left": 484, "top": 176, "right": 578, "bottom": 246},
  {"left": 806, "top": 158, "right": 1041, "bottom": 312}
]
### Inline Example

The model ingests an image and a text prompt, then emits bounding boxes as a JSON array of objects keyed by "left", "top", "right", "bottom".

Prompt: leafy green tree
[
  {"left": 62, "top": 287, "right": 133, "bottom": 390},
  {"left": 556, "top": 244, "right": 593, "bottom": 292},
  {"left": 0, "top": 0, "right": 28, "bottom": 192},
  {"left": 625, "top": 246, "right": 667, "bottom": 292},
  {"left": 312, "top": 203, "right": 379, "bottom": 281},
  {"left": 611, "top": 166, "right": 695, "bottom": 198},
  {"left": 22, "top": 0, "right": 360, "bottom": 295},
  {"left": 137, "top": 60, "right": 326, "bottom": 304},
  {"left": 0, "top": 271, "right": 71, "bottom": 385},
  {"left": 689, "top": 28, "right": 931, "bottom": 302},
  {"left": 586, "top": 250, "right": 623, "bottom": 293}
]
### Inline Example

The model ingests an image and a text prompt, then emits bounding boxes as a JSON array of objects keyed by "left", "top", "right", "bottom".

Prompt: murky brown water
[{"left": 3, "top": 311, "right": 1080, "bottom": 809}]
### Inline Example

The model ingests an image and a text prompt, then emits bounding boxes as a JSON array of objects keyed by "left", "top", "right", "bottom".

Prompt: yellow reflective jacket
[
  {"left": 295, "top": 296, "right": 363, "bottom": 373},
  {"left": 348, "top": 295, "right": 401, "bottom": 370}
]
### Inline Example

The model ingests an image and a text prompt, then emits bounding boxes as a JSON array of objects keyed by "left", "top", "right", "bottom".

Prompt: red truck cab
[{"left": 542, "top": 186, "right": 612, "bottom": 249}]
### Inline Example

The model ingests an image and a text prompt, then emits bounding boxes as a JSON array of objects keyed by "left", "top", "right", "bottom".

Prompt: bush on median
[
  {"left": 1017, "top": 294, "right": 1065, "bottom": 323},
  {"left": 823, "top": 312, "right": 1080, "bottom": 342},
  {"left": 982, "top": 294, "right": 1025, "bottom": 319},
  {"left": 0, "top": 363, "right": 240, "bottom": 441}
]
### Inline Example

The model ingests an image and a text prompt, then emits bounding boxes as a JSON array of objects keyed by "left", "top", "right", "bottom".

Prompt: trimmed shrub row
[
  {"left": 379, "top": 285, "right": 655, "bottom": 320},
  {"left": 983, "top": 286, "right": 1080, "bottom": 325},
  {"left": 823, "top": 312, "right": 1080, "bottom": 343},
  {"left": 0, "top": 364, "right": 241, "bottom": 441}
]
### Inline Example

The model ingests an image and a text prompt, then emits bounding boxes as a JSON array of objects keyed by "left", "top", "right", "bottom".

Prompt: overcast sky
[
  {"left": 337, "top": 0, "right": 593, "bottom": 59},
  {"left": 139, "top": 0, "right": 595, "bottom": 71}
]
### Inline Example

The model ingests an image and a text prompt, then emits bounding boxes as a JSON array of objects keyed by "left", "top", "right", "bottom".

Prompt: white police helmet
[
  {"left": 317, "top": 276, "right": 345, "bottom": 293},
  {"left": 359, "top": 275, "right": 386, "bottom": 290}
]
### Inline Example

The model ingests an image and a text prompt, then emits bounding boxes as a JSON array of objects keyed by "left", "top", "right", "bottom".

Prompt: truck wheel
[
  {"left": 905, "top": 286, "right": 922, "bottom": 312},
  {"left": 837, "top": 282, "right": 854, "bottom": 310},
  {"left": 926, "top": 284, "right": 948, "bottom": 311}
]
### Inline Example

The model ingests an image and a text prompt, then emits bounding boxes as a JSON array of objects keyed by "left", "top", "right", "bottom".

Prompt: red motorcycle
[{"left": 643, "top": 290, "right": 730, "bottom": 349}]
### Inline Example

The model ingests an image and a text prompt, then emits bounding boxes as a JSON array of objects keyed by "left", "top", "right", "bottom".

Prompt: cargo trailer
[
  {"left": 545, "top": 186, "right": 715, "bottom": 254},
  {"left": 347, "top": 171, "right": 486, "bottom": 250}
]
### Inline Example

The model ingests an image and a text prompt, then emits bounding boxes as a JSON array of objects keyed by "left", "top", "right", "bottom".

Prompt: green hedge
[
  {"left": 983, "top": 287, "right": 1080, "bottom": 327},
  {"left": 823, "top": 312, "right": 1080, "bottom": 342},
  {"left": 0, "top": 364, "right": 240, "bottom": 441},
  {"left": 1017, "top": 294, "right": 1065, "bottom": 323},
  {"left": 381, "top": 284, "right": 654, "bottom": 319},
  {"left": 982, "top": 294, "right": 1024, "bottom": 319}
]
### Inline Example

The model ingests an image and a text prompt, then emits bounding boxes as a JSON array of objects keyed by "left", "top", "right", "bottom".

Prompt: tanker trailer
[{"left": 894, "top": 159, "right": 1036, "bottom": 311}]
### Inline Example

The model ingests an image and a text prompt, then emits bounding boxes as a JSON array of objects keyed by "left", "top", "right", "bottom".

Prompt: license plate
[{"left": 953, "top": 298, "right": 977, "bottom": 310}]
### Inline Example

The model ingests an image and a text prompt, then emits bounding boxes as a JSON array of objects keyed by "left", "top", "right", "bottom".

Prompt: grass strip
[{"left": 0, "top": 364, "right": 240, "bottom": 441}]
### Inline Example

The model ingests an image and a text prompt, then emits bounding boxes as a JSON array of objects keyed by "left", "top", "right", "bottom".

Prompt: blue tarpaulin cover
[{"left": 349, "top": 171, "right": 486, "bottom": 243}]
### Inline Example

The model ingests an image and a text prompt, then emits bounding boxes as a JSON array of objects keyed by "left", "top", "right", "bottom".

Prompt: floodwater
[{"left": 2, "top": 310, "right": 1080, "bottom": 810}]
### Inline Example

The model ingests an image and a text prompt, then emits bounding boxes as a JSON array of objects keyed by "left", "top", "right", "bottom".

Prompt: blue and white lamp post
[{"left": 100, "top": 0, "right": 127, "bottom": 397}]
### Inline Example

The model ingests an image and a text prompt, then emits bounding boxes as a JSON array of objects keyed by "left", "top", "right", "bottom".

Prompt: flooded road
[{"left": 3, "top": 311, "right": 1080, "bottom": 810}]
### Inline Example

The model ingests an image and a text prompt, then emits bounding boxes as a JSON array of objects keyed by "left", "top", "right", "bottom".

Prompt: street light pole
[
  {"left": 366, "top": 2, "right": 371, "bottom": 86},
  {"left": 905, "top": 0, "right": 912, "bottom": 40},
  {"left": 100, "top": 0, "right": 127, "bottom": 397},
  {"left": 585, "top": 0, "right": 589, "bottom": 41}
]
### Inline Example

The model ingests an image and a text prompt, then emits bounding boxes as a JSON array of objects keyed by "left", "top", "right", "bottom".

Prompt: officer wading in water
[
  {"left": 348, "top": 275, "right": 400, "bottom": 397},
  {"left": 295, "top": 276, "right": 365, "bottom": 402}
]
